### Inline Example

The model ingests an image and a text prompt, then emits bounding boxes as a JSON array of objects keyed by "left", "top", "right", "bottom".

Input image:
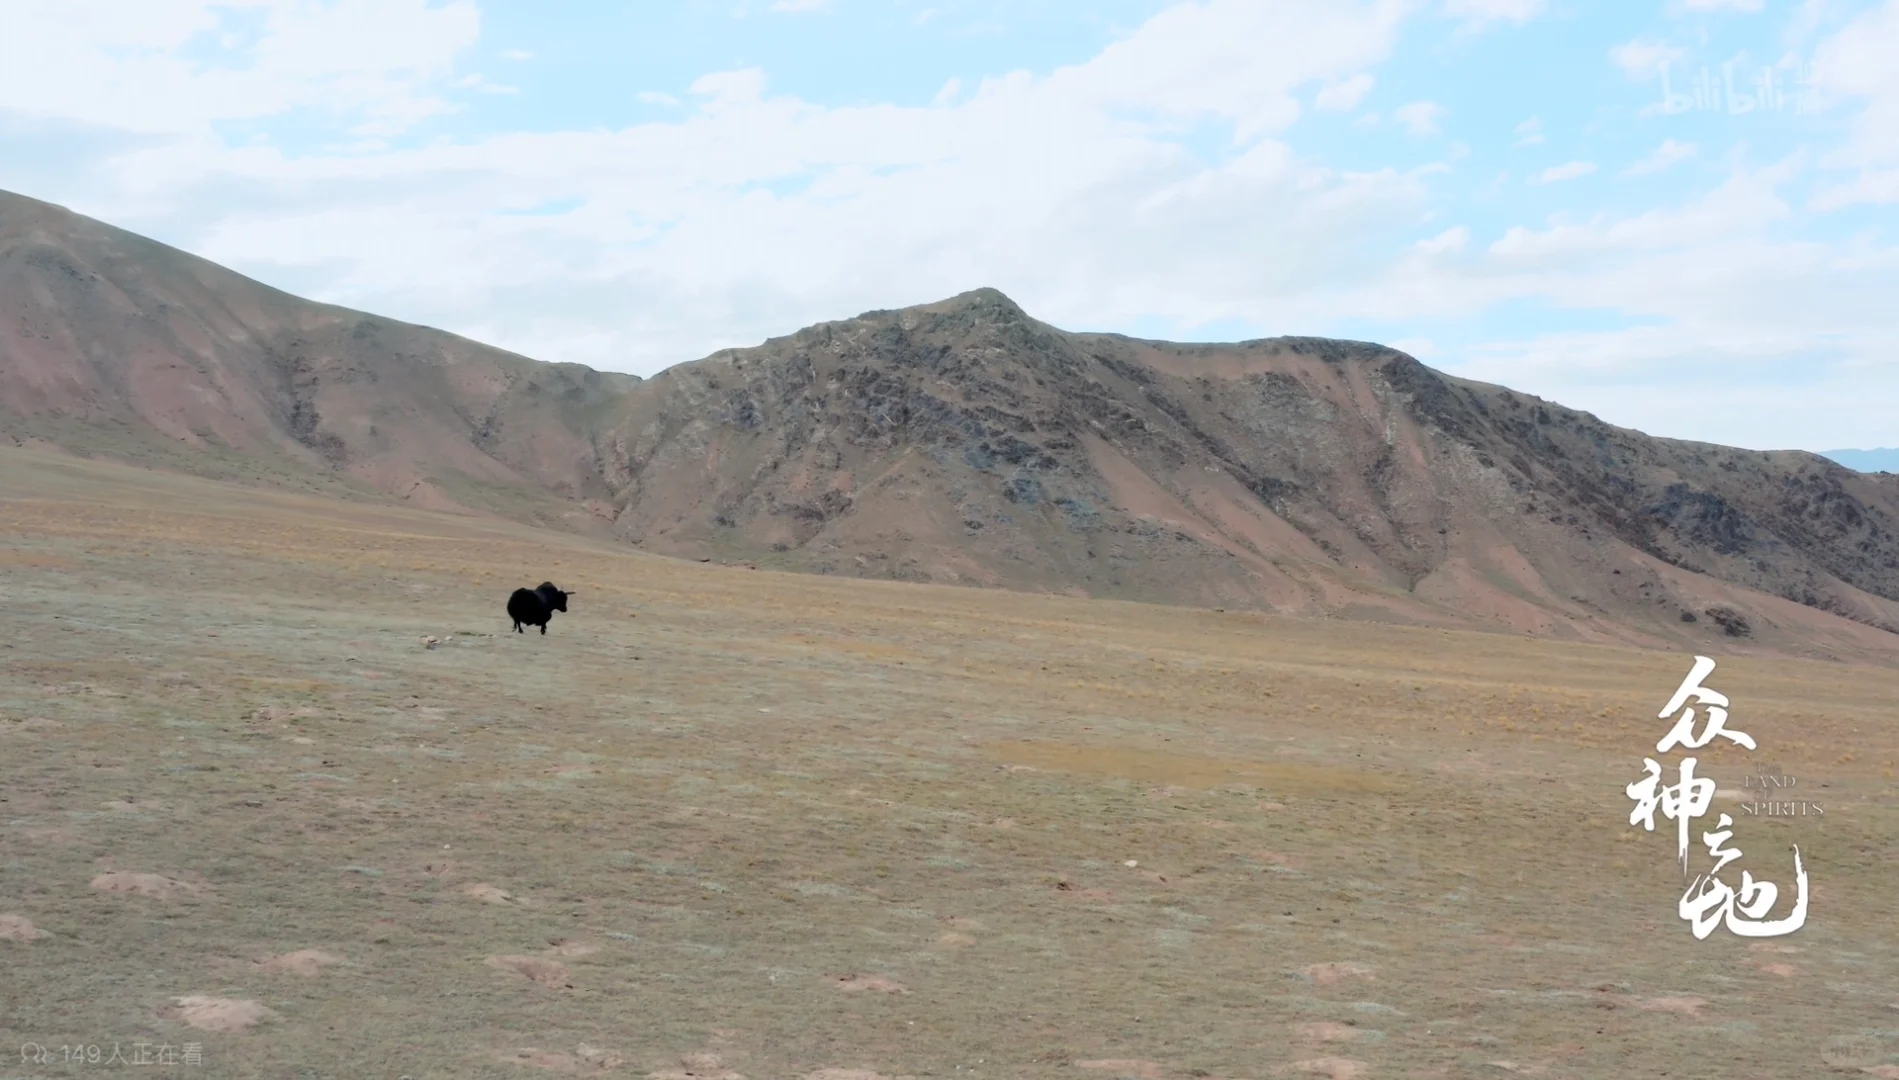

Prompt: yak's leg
[{"left": 540, "top": 624, "right": 547, "bottom": 635}]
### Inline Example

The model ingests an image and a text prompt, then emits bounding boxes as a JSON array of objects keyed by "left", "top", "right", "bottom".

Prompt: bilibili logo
[{"left": 1624, "top": 655, "right": 1810, "bottom": 939}]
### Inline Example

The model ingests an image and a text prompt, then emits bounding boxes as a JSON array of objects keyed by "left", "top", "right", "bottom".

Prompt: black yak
[{"left": 507, "top": 581, "right": 570, "bottom": 635}]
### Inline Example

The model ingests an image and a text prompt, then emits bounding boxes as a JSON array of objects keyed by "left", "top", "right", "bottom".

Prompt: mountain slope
[
  {"left": 1, "top": 189, "right": 637, "bottom": 529},
  {"left": 6, "top": 188, "right": 1899, "bottom": 659}
]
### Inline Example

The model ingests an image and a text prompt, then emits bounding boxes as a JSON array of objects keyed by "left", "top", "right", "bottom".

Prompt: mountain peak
[
  {"left": 891, "top": 287, "right": 1031, "bottom": 326},
  {"left": 939, "top": 286, "right": 1024, "bottom": 312}
]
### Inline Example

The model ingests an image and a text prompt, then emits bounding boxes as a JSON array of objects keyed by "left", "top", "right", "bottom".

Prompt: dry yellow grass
[{"left": 2, "top": 446, "right": 1896, "bottom": 1079}]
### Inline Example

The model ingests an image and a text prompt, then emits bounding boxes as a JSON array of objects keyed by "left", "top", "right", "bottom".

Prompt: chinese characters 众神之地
[{"left": 1624, "top": 655, "right": 1809, "bottom": 939}]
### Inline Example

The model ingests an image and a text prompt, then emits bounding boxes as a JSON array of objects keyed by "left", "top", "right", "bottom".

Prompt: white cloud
[
  {"left": 1491, "top": 163, "right": 1795, "bottom": 260},
  {"left": 1811, "top": 167, "right": 1899, "bottom": 209},
  {"left": 1610, "top": 39, "right": 1686, "bottom": 80},
  {"left": 1297, "top": 163, "right": 1899, "bottom": 449},
  {"left": 0, "top": 0, "right": 481, "bottom": 137},
  {"left": 5, "top": 0, "right": 1893, "bottom": 452},
  {"left": 771, "top": 0, "right": 834, "bottom": 12},
  {"left": 1536, "top": 160, "right": 1597, "bottom": 183},
  {"left": 1030, "top": 0, "right": 1414, "bottom": 144},
  {"left": 1442, "top": 0, "right": 1546, "bottom": 25},
  {"left": 1393, "top": 100, "right": 1446, "bottom": 136},
  {"left": 456, "top": 73, "right": 517, "bottom": 95},
  {"left": 1315, "top": 73, "right": 1375, "bottom": 111},
  {"left": 688, "top": 67, "right": 772, "bottom": 110},
  {"left": 1448, "top": 329, "right": 1897, "bottom": 449},
  {"left": 933, "top": 78, "right": 962, "bottom": 107},
  {"left": 1625, "top": 138, "right": 1697, "bottom": 175},
  {"left": 4, "top": 0, "right": 1421, "bottom": 375},
  {"left": 1513, "top": 116, "right": 1544, "bottom": 147},
  {"left": 1416, "top": 225, "right": 1469, "bottom": 254},
  {"left": 500, "top": 48, "right": 534, "bottom": 61},
  {"left": 1807, "top": 0, "right": 1899, "bottom": 200},
  {"left": 1680, "top": 0, "right": 1764, "bottom": 10},
  {"left": 637, "top": 91, "right": 681, "bottom": 106}
]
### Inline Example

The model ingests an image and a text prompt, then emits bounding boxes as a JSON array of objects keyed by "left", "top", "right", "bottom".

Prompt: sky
[{"left": 1, "top": 0, "right": 1895, "bottom": 453}]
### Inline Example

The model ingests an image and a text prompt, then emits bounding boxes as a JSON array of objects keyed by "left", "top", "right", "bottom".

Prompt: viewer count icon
[{"left": 18, "top": 1041, "right": 204, "bottom": 1067}]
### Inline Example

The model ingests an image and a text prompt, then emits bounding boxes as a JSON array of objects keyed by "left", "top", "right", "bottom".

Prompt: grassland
[{"left": 2, "top": 446, "right": 1895, "bottom": 1079}]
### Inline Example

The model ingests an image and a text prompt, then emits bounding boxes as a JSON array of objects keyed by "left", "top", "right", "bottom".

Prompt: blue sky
[{"left": 2, "top": 0, "right": 1895, "bottom": 452}]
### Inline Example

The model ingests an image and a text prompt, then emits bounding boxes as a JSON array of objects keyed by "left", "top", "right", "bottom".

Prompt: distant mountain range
[
  {"left": 1823, "top": 448, "right": 1899, "bottom": 474},
  {"left": 5, "top": 186, "right": 1898, "bottom": 660}
]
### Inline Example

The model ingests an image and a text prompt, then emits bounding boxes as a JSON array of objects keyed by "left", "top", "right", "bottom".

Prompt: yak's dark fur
[{"left": 507, "top": 581, "right": 570, "bottom": 635}]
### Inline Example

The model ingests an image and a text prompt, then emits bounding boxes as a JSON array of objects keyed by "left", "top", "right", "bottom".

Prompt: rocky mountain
[
  {"left": 607, "top": 290, "right": 1899, "bottom": 657},
  {"left": 7, "top": 188, "right": 1899, "bottom": 660}
]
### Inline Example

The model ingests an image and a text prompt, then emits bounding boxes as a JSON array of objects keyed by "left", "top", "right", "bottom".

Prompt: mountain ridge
[{"left": 6, "top": 187, "right": 1898, "bottom": 661}]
